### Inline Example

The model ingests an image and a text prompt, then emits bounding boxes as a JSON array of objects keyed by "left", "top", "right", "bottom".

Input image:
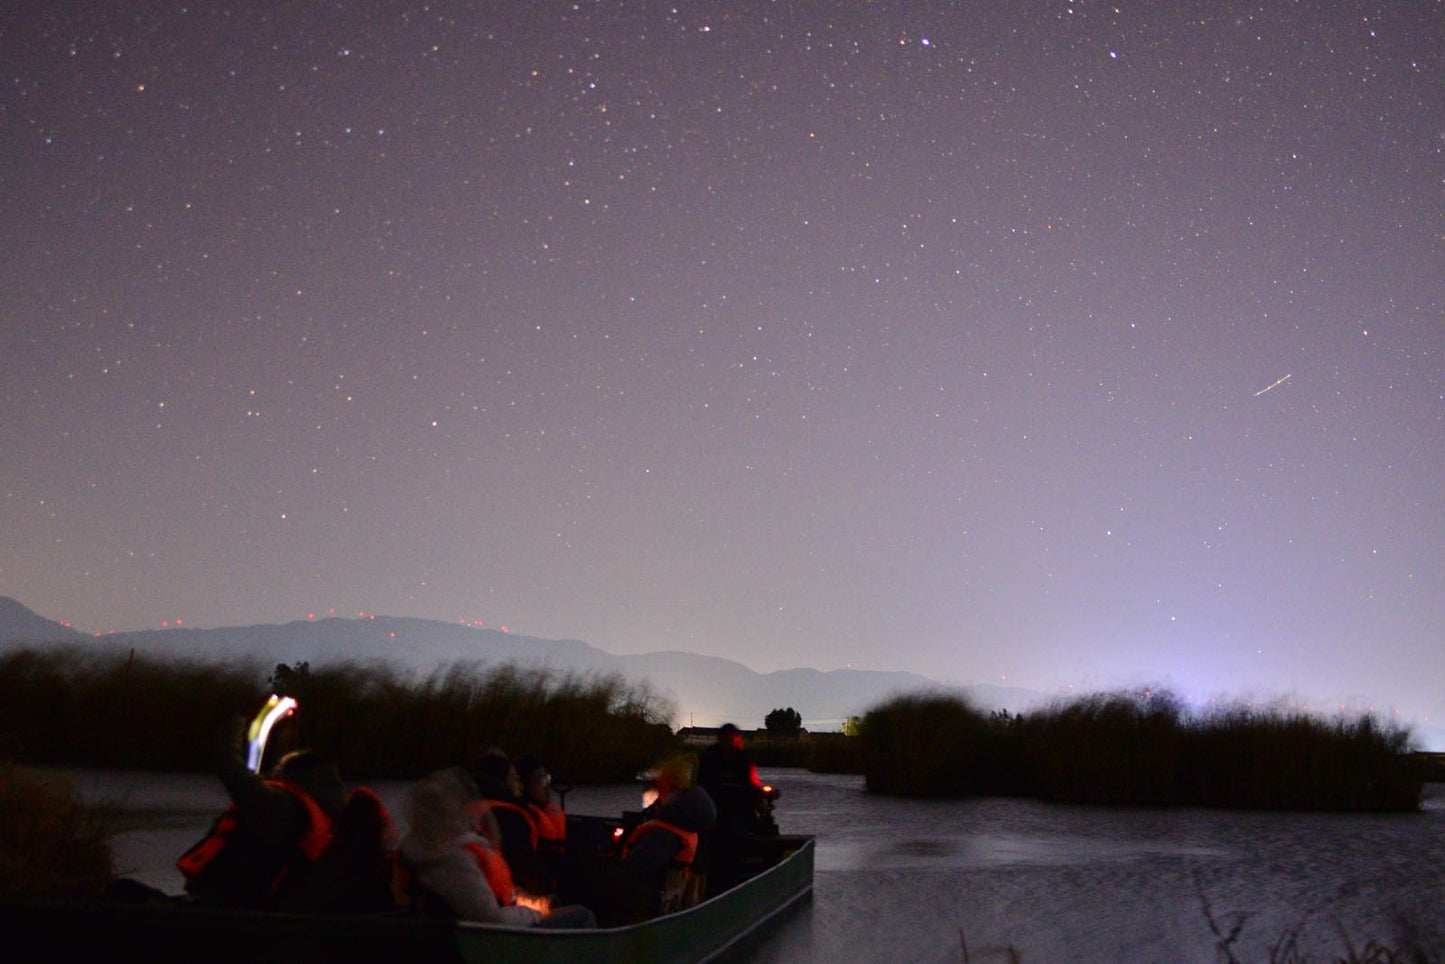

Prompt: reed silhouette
[
  {"left": 857, "top": 689, "right": 1421, "bottom": 811},
  {"left": 0, "top": 648, "right": 677, "bottom": 783}
]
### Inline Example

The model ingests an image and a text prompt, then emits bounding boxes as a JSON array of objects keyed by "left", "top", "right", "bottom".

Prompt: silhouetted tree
[
  {"left": 269, "top": 661, "right": 311, "bottom": 698},
  {"left": 764, "top": 707, "right": 803, "bottom": 737}
]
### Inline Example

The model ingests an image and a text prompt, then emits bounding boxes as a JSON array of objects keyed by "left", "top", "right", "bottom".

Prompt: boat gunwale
[
  {"left": 453, "top": 834, "right": 815, "bottom": 938},
  {"left": 0, "top": 833, "right": 815, "bottom": 964}
]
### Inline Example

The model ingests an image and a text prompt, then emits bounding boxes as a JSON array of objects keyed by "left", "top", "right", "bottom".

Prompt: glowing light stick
[{"left": 246, "top": 694, "right": 298, "bottom": 773}]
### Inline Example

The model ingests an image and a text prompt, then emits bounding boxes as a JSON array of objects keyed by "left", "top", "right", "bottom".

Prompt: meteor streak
[{"left": 1253, "top": 373, "right": 1293, "bottom": 397}]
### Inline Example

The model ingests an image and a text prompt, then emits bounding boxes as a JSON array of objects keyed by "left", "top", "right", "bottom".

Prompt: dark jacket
[{"left": 178, "top": 727, "right": 344, "bottom": 909}]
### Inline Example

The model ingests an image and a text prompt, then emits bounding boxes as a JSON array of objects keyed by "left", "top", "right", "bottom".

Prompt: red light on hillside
[
  {"left": 307, "top": 613, "right": 316, "bottom": 620},
  {"left": 501, "top": 625, "right": 510, "bottom": 633}
]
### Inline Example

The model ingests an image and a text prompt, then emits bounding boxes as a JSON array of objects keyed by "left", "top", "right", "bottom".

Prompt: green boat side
[
  {"left": 0, "top": 835, "right": 814, "bottom": 964},
  {"left": 451, "top": 835, "right": 814, "bottom": 964}
]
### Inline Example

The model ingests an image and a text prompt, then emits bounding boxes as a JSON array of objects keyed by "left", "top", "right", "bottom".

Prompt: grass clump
[
  {"left": 858, "top": 689, "right": 1421, "bottom": 811},
  {"left": 0, "top": 764, "right": 114, "bottom": 900}
]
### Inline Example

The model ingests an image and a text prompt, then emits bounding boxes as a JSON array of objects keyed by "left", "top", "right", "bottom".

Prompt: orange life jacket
[
  {"left": 528, "top": 801, "right": 566, "bottom": 848},
  {"left": 463, "top": 839, "right": 516, "bottom": 906},
  {"left": 484, "top": 799, "right": 540, "bottom": 849},
  {"left": 176, "top": 779, "right": 332, "bottom": 898},
  {"left": 623, "top": 819, "right": 698, "bottom": 866}
]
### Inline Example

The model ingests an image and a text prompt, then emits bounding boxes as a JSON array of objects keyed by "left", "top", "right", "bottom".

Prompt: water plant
[
  {"left": 0, "top": 648, "right": 677, "bottom": 783},
  {"left": 0, "top": 764, "right": 113, "bottom": 900},
  {"left": 858, "top": 689, "right": 1421, "bottom": 811}
]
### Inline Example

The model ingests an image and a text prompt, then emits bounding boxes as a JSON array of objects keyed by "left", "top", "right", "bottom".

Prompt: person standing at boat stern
[
  {"left": 400, "top": 767, "right": 596, "bottom": 928},
  {"left": 696, "top": 723, "right": 766, "bottom": 891}
]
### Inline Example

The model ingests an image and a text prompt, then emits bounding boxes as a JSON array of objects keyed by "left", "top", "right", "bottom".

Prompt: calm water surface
[{"left": 57, "top": 767, "right": 1445, "bottom": 963}]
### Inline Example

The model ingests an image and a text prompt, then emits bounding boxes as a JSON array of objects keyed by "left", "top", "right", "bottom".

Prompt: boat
[{"left": 0, "top": 820, "right": 814, "bottom": 964}]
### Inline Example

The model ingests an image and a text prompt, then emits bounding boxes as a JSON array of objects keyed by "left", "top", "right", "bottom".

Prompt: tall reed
[
  {"left": 860, "top": 693, "right": 1023, "bottom": 797},
  {"left": 859, "top": 689, "right": 1421, "bottom": 811},
  {"left": 0, "top": 649, "right": 677, "bottom": 783}
]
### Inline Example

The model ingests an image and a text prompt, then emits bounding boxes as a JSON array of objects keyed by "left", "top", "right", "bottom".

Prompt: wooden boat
[{"left": 0, "top": 825, "right": 814, "bottom": 964}]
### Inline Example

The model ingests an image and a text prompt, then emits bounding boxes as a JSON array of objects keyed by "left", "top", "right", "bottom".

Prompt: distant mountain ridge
[
  {"left": 0, "top": 596, "right": 1044, "bottom": 728},
  {"left": 0, "top": 596, "right": 84, "bottom": 645}
]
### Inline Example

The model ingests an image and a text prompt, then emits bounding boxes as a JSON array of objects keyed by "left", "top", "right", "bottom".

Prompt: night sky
[{"left": 3, "top": 3, "right": 1442, "bottom": 730}]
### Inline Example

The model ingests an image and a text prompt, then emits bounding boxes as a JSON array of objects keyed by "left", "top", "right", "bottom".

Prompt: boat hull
[{"left": 0, "top": 836, "right": 814, "bottom": 964}]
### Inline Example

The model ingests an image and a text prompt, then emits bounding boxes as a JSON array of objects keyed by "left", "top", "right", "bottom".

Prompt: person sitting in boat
[
  {"left": 177, "top": 718, "right": 348, "bottom": 911},
  {"left": 515, "top": 754, "right": 567, "bottom": 889},
  {"left": 322, "top": 785, "right": 403, "bottom": 913},
  {"left": 621, "top": 754, "right": 716, "bottom": 915},
  {"left": 399, "top": 767, "right": 596, "bottom": 928},
  {"left": 469, "top": 747, "right": 552, "bottom": 898}
]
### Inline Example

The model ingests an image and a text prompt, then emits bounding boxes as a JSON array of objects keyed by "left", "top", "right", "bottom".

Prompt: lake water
[{"left": 55, "top": 767, "right": 1445, "bottom": 963}]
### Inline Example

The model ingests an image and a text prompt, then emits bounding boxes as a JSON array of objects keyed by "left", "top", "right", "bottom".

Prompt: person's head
[
  {"left": 275, "top": 749, "right": 346, "bottom": 816},
  {"left": 334, "top": 786, "right": 399, "bottom": 853},
  {"left": 471, "top": 747, "right": 522, "bottom": 798},
  {"left": 653, "top": 754, "right": 697, "bottom": 796},
  {"left": 407, "top": 767, "right": 482, "bottom": 845},
  {"left": 514, "top": 754, "right": 551, "bottom": 807},
  {"left": 717, "top": 723, "right": 745, "bottom": 752}
]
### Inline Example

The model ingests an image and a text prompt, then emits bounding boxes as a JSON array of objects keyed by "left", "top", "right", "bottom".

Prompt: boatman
[{"left": 696, "top": 723, "right": 766, "bottom": 890}]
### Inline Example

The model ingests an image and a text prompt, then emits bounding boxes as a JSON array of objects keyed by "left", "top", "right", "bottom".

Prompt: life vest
[
  {"left": 483, "top": 799, "right": 540, "bottom": 849},
  {"left": 528, "top": 801, "right": 566, "bottom": 849},
  {"left": 623, "top": 819, "right": 698, "bottom": 866},
  {"left": 463, "top": 839, "right": 516, "bottom": 906},
  {"left": 176, "top": 779, "right": 332, "bottom": 904}
]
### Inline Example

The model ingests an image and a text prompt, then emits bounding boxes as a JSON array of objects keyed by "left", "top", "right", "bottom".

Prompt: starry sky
[{"left": 3, "top": 2, "right": 1442, "bottom": 730}]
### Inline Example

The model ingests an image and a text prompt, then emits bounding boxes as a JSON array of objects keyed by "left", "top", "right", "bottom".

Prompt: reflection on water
[{"left": 56, "top": 767, "right": 1445, "bottom": 964}]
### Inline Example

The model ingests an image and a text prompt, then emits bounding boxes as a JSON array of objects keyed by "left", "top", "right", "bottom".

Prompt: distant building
[
  {"left": 676, "top": 726, "right": 724, "bottom": 748},
  {"left": 676, "top": 725, "right": 810, "bottom": 747}
]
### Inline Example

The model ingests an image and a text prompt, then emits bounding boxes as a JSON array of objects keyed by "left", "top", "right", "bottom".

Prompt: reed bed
[
  {"left": 859, "top": 689, "right": 1421, "bottom": 811},
  {"left": 0, "top": 649, "right": 677, "bottom": 784}
]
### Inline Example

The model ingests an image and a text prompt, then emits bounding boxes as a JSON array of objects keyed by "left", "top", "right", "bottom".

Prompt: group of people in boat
[{"left": 172, "top": 718, "right": 771, "bottom": 928}]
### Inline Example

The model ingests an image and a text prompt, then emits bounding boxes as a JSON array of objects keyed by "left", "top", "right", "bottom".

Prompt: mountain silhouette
[
  {"left": 0, "top": 597, "right": 1044, "bottom": 728},
  {"left": 0, "top": 596, "right": 84, "bottom": 645}
]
